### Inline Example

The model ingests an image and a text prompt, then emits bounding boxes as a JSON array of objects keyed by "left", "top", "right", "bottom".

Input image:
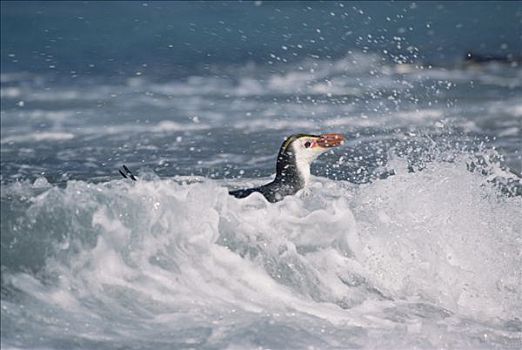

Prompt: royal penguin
[{"left": 229, "top": 133, "right": 345, "bottom": 202}]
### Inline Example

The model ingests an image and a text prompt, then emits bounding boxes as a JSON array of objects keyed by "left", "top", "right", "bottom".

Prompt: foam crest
[
  {"left": 1, "top": 158, "right": 521, "bottom": 348},
  {"left": 352, "top": 159, "right": 521, "bottom": 318}
]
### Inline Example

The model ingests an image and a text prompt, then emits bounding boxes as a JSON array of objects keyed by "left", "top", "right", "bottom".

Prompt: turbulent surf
[{"left": 2, "top": 2, "right": 522, "bottom": 349}]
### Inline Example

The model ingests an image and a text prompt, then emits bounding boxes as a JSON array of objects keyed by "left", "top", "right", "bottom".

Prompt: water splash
[{"left": 2, "top": 154, "right": 521, "bottom": 348}]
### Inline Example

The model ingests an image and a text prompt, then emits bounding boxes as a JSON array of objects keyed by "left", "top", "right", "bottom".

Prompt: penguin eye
[{"left": 304, "top": 141, "right": 311, "bottom": 148}]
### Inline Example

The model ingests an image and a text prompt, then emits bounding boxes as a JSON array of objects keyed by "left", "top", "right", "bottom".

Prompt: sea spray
[{"left": 2, "top": 155, "right": 521, "bottom": 348}]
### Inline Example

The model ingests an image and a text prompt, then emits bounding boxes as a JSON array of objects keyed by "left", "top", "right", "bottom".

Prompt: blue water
[{"left": 1, "top": 2, "right": 522, "bottom": 349}]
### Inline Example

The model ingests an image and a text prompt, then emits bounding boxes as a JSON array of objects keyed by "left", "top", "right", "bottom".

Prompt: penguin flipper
[
  {"left": 229, "top": 184, "right": 282, "bottom": 202},
  {"left": 119, "top": 165, "right": 137, "bottom": 181},
  {"left": 229, "top": 187, "right": 258, "bottom": 199}
]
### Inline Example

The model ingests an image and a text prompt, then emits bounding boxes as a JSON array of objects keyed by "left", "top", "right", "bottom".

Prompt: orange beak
[{"left": 316, "top": 133, "right": 345, "bottom": 148}]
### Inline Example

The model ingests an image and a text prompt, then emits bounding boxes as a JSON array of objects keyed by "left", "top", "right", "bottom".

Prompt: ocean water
[{"left": 2, "top": 2, "right": 522, "bottom": 350}]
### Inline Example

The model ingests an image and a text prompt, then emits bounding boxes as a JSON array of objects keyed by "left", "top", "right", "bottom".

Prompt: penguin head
[{"left": 276, "top": 133, "right": 345, "bottom": 184}]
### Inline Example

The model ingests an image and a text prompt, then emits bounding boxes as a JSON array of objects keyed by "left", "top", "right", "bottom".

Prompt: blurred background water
[{"left": 1, "top": 2, "right": 521, "bottom": 349}]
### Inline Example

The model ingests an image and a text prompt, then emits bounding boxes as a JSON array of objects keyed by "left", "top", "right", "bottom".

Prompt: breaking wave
[{"left": 1, "top": 156, "right": 521, "bottom": 349}]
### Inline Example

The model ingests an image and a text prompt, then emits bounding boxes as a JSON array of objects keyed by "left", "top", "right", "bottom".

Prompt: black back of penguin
[{"left": 229, "top": 134, "right": 308, "bottom": 202}]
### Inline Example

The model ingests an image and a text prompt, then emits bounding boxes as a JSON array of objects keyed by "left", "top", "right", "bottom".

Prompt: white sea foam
[
  {"left": 1, "top": 158, "right": 521, "bottom": 349},
  {"left": 1, "top": 131, "right": 75, "bottom": 143},
  {"left": 150, "top": 120, "right": 210, "bottom": 132}
]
